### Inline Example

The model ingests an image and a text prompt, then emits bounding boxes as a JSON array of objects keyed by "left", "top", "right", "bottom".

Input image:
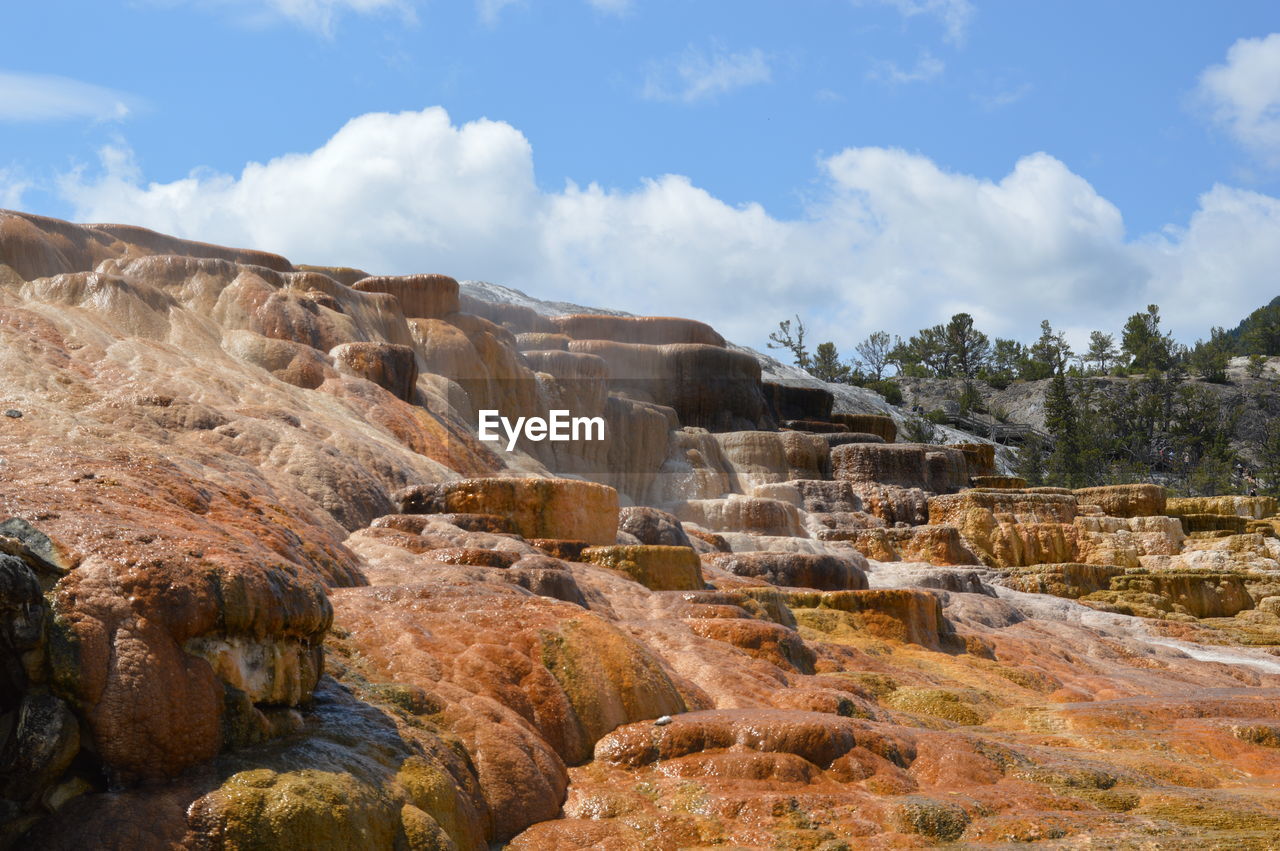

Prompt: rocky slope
[
  {"left": 896, "top": 362, "right": 1280, "bottom": 461},
  {"left": 3, "top": 209, "right": 1280, "bottom": 848}
]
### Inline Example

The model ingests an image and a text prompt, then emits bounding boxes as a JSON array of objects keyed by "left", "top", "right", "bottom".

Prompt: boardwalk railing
[{"left": 939, "top": 413, "right": 1053, "bottom": 447}]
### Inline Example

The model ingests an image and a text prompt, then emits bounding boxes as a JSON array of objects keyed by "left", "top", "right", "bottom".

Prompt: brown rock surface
[
  {"left": 568, "top": 339, "right": 766, "bottom": 431},
  {"left": 581, "top": 545, "right": 704, "bottom": 591},
  {"left": 351, "top": 273, "right": 461, "bottom": 319},
  {"left": 675, "top": 494, "right": 805, "bottom": 537},
  {"left": 831, "top": 413, "right": 897, "bottom": 442},
  {"left": 819, "top": 430, "right": 887, "bottom": 447},
  {"left": 1167, "top": 495, "right": 1279, "bottom": 520},
  {"left": 552, "top": 313, "right": 725, "bottom": 347},
  {"left": 7, "top": 211, "right": 1280, "bottom": 850},
  {"left": 762, "top": 381, "right": 834, "bottom": 421},
  {"left": 329, "top": 341, "right": 419, "bottom": 401},
  {"left": 842, "top": 526, "right": 981, "bottom": 565},
  {"left": 832, "top": 442, "right": 928, "bottom": 489},
  {"left": 788, "top": 588, "right": 961, "bottom": 650},
  {"left": 1073, "top": 484, "right": 1167, "bottom": 518},
  {"left": 929, "top": 490, "right": 1079, "bottom": 567},
  {"left": 396, "top": 478, "right": 620, "bottom": 545},
  {"left": 616, "top": 506, "right": 694, "bottom": 548},
  {"left": 950, "top": 442, "right": 996, "bottom": 478},
  {"left": 970, "top": 475, "right": 1027, "bottom": 489},
  {"left": 702, "top": 552, "right": 869, "bottom": 591}
]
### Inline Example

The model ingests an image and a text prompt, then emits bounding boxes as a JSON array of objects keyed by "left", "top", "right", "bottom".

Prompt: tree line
[
  {"left": 767, "top": 300, "right": 1280, "bottom": 497},
  {"left": 771, "top": 300, "right": 1280, "bottom": 395}
]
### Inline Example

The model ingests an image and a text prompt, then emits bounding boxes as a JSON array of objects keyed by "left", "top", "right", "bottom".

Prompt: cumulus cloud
[
  {"left": 62, "top": 109, "right": 541, "bottom": 284},
  {"left": 867, "top": 50, "right": 944, "bottom": 84},
  {"left": 0, "top": 71, "right": 139, "bottom": 123},
  {"left": 857, "top": 0, "right": 974, "bottom": 45},
  {"left": 1196, "top": 33, "right": 1280, "bottom": 165},
  {"left": 1136, "top": 185, "right": 1280, "bottom": 335},
  {"left": 59, "top": 106, "right": 1280, "bottom": 351},
  {"left": 642, "top": 44, "right": 772, "bottom": 103}
]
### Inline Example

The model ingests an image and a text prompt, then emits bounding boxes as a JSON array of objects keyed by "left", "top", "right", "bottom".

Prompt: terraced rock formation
[{"left": 3, "top": 209, "right": 1280, "bottom": 848}]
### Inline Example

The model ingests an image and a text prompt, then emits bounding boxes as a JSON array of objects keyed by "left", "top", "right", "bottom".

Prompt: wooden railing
[{"left": 940, "top": 412, "right": 1053, "bottom": 446}]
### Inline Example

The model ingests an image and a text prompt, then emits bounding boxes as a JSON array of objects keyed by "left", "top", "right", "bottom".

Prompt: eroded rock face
[
  {"left": 581, "top": 545, "right": 704, "bottom": 591},
  {"left": 675, "top": 495, "right": 805, "bottom": 537},
  {"left": 330, "top": 341, "right": 419, "bottom": 402},
  {"left": 1074, "top": 484, "right": 1167, "bottom": 518},
  {"left": 842, "top": 526, "right": 981, "bottom": 565},
  {"left": 568, "top": 340, "right": 767, "bottom": 431},
  {"left": 950, "top": 443, "right": 996, "bottom": 479},
  {"left": 998, "top": 563, "right": 1128, "bottom": 598},
  {"left": 971, "top": 475, "right": 1027, "bottom": 489},
  {"left": 924, "top": 446, "right": 969, "bottom": 494},
  {"left": 789, "top": 479, "right": 863, "bottom": 513},
  {"left": 616, "top": 506, "right": 694, "bottom": 548},
  {"left": 788, "top": 589, "right": 961, "bottom": 650},
  {"left": 703, "top": 552, "right": 869, "bottom": 591},
  {"left": 351, "top": 273, "right": 461, "bottom": 319},
  {"left": 552, "top": 314, "right": 725, "bottom": 347},
  {"left": 397, "top": 478, "right": 620, "bottom": 545},
  {"left": 1167, "top": 495, "right": 1278, "bottom": 520},
  {"left": 331, "top": 586, "right": 687, "bottom": 768},
  {"left": 594, "top": 708, "right": 899, "bottom": 768},
  {"left": 8, "top": 211, "right": 1280, "bottom": 849},
  {"left": 928, "top": 490, "right": 1079, "bottom": 567},
  {"left": 762, "top": 382, "right": 834, "bottom": 422},
  {"left": 831, "top": 413, "right": 897, "bottom": 443},
  {"left": 832, "top": 443, "right": 928, "bottom": 489}
]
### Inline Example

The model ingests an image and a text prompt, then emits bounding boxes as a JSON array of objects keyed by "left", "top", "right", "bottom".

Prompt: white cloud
[
  {"left": 857, "top": 0, "right": 974, "bottom": 46},
  {"left": 642, "top": 44, "right": 772, "bottom": 103},
  {"left": 1196, "top": 33, "right": 1280, "bottom": 165},
  {"left": 868, "top": 50, "right": 944, "bottom": 84},
  {"left": 62, "top": 109, "right": 541, "bottom": 285},
  {"left": 1136, "top": 184, "right": 1280, "bottom": 336},
  {"left": 0, "top": 168, "right": 29, "bottom": 209},
  {"left": 0, "top": 71, "right": 139, "bottom": 123},
  {"left": 59, "top": 106, "right": 1280, "bottom": 352}
]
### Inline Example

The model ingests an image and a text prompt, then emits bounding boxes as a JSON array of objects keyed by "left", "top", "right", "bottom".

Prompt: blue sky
[{"left": 3, "top": 1, "right": 1280, "bottom": 355}]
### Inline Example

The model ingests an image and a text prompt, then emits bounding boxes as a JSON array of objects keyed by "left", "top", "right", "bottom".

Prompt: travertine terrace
[{"left": 3, "top": 210, "right": 1280, "bottom": 848}]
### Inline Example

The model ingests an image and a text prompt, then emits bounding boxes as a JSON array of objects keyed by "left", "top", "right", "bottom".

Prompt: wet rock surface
[{"left": 4, "top": 211, "right": 1280, "bottom": 848}]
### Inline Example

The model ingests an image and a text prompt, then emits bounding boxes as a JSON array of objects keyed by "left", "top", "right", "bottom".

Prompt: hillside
[
  {"left": 3, "top": 209, "right": 1280, "bottom": 849},
  {"left": 895, "top": 361, "right": 1280, "bottom": 465}
]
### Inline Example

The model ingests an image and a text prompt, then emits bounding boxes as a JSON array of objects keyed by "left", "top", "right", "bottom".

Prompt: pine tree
[
  {"left": 768, "top": 316, "right": 811, "bottom": 371},
  {"left": 811, "top": 342, "right": 851, "bottom": 383},
  {"left": 1014, "top": 433, "right": 1046, "bottom": 486},
  {"left": 1258, "top": 419, "right": 1280, "bottom": 497},
  {"left": 944, "top": 313, "right": 991, "bottom": 380},
  {"left": 1085, "top": 331, "right": 1118, "bottom": 374},
  {"left": 854, "top": 331, "right": 892, "bottom": 381},
  {"left": 1025, "top": 320, "right": 1072, "bottom": 380},
  {"left": 1121, "top": 304, "right": 1176, "bottom": 372}
]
